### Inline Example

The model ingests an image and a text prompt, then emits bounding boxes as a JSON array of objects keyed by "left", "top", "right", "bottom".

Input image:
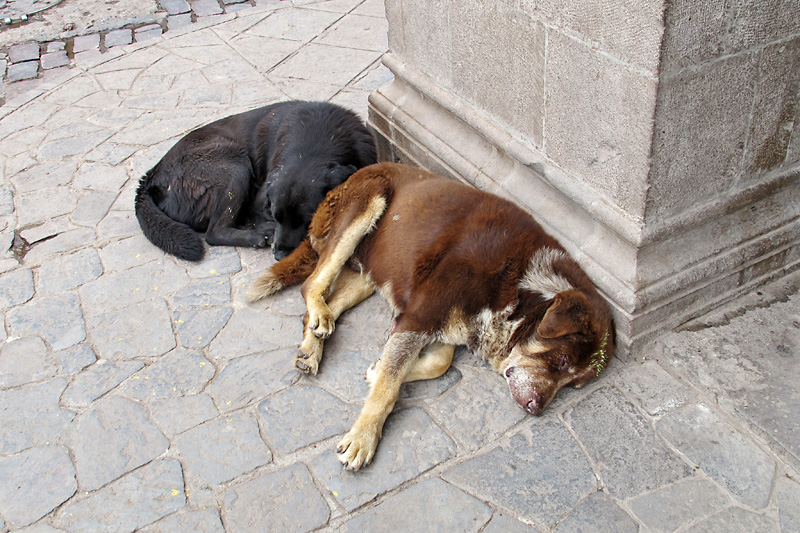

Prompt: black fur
[{"left": 134, "top": 101, "right": 377, "bottom": 261}]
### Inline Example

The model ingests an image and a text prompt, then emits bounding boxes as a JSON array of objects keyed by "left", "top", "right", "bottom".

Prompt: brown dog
[{"left": 247, "top": 162, "right": 614, "bottom": 470}]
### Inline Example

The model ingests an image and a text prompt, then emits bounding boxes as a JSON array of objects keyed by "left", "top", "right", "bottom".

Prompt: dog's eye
[{"left": 558, "top": 353, "right": 570, "bottom": 371}]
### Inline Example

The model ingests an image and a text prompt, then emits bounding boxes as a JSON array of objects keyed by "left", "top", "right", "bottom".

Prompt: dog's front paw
[
  {"left": 337, "top": 427, "right": 380, "bottom": 471},
  {"left": 295, "top": 349, "right": 319, "bottom": 375},
  {"left": 308, "top": 308, "right": 335, "bottom": 339}
]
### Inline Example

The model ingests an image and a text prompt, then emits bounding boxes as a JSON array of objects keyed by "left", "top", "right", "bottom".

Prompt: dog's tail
[
  {"left": 134, "top": 179, "right": 205, "bottom": 261},
  {"left": 247, "top": 239, "right": 318, "bottom": 301}
]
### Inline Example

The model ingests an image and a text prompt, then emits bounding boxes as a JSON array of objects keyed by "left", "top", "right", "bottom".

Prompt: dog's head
[
  {"left": 502, "top": 289, "right": 615, "bottom": 415},
  {"left": 266, "top": 162, "right": 357, "bottom": 259}
]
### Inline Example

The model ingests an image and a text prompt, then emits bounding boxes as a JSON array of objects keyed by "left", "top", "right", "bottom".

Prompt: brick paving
[{"left": 0, "top": 0, "right": 799, "bottom": 531}]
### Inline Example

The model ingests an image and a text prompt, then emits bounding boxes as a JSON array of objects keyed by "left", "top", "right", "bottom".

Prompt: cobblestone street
[{"left": 0, "top": 1, "right": 798, "bottom": 531}]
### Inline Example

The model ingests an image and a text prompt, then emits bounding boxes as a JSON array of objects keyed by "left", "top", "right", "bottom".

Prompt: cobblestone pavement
[{"left": 1, "top": 1, "right": 799, "bottom": 531}]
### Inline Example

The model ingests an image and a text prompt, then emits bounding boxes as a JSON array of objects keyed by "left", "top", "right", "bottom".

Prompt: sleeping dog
[
  {"left": 247, "top": 162, "right": 615, "bottom": 470},
  {"left": 135, "top": 101, "right": 376, "bottom": 261}
]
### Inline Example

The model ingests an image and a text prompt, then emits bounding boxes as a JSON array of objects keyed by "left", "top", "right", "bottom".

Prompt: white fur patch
[{"left": 519, "top": 248, "right": 574, "bottom": 299}]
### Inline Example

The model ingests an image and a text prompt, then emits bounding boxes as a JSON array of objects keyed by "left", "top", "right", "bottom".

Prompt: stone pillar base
[{"left": 368, "top": 53, "right": 800, "bottom": 356}]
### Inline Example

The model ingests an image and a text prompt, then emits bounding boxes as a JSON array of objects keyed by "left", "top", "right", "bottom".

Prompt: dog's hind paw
[
  {"left": 295, "top": 351, "right": 319, "bottom": 375},
  {"left": 337, "top": 427, "right": 380, "bottom": 471}
]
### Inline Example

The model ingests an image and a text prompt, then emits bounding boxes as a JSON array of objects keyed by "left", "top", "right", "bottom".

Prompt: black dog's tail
[{"left": 134, "top": 180, "right": 205, "bottom": 261}]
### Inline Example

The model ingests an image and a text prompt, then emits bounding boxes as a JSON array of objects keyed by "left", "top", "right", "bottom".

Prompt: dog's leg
[
  {"left": 296, "top": 268, "right": 376, "bottom": 374},
  {"left": 337, "top": 331, "right": 426, "bottom": 470},
  {"left": 365, "top": 342, "right": 454, "bottom": 387},
  {"left": 301, "top": 195, "right": 387, "bottom": 340},
  {"left": 205, "top": 171, "right": 271, "bottom": 249}
]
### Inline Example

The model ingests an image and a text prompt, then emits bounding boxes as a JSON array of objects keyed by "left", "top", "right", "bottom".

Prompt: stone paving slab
[{"left": 0, "top": 1, "right": 797, "bottom": 532}]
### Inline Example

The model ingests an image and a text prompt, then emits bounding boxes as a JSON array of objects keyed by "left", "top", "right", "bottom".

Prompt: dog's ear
[
  {"left": 327, "top": 164, "right": 357, "bottom": 188},
  {"left": 538, "top": 290, "right": 589, "bottom": 339}
]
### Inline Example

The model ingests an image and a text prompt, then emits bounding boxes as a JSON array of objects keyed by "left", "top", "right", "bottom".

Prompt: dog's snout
[
  {"left": 273, "top": 247, "right": 290, "bottom": 260},
  {"left": 526, "top": 394, "right": 545, "bottom": 416}
]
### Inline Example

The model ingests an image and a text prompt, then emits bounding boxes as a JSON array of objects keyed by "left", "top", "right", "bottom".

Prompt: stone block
[
  {"left": 0, "top": 268, "right": 34, "bottom": 307},
  {"left": 86, "top": 300, "right": 176, "bottom": 360},
  {"left": 656, "top": 404, "right": 775, "bottom": 508},
  {"left": 69, "top": 395, "right": 169, "bottom": 491},
  {"left": 725, "top": 0, "right": 800, "bottom": 54},
  {"left": 0, "top": 379, "right": 74, "bottom": 455},
  {"left": 168, "top": 13, "right": 194, "bottom": 30},
  {"left": 136, "top": 26, "right": 164, "bottom": 42},
  {"left": 545, "top": 29, "right": 655, "bottom": 217},
  {"left": 175, "top": 412, "right": 272, "bottom": 485},
  {"left": 660, "top": 0, "right": 727, "bottom": 72},
  {"left": 71, "top": 191, "right": 118, "bottom": 226},
  {"left": 206, "top": 349, "right": 297, "bottom": 413},
  {"left": 174, "top": 307, "right": 233, "bottom": 348},
  {"left": 55, "top": 344, "right": 97, "bottom": 376},
  {"left": 54, "top": 459, "right": 186, "bottom": 531},
  {"left": 0, "top": 337, "right": 56, "bottom": 388},
  {"left": 7, "top": 292, "right": 86, "bottom": 350},
  {"left": 776, "top": 475, "right": 800, "bottom": 532},
  {"left": 106, "top": 28, "right": 134, "bottom": 48},
  {"left": 9, "top": 42, "right": 39, "bottom": 63},
  {"left": 310, "top": 407, "right": 456, "bottom": 512},
  {"left": 191, "top": 0, "right": 223, "bottom": 17},
  {"left": 146, "top": 508, "right": 224, "bottom": 532},
  {"left": 258, "top": 384, "right": 357, "bottom": 455},
  {"left": 160, "top": 0, "right": 192, "bottom": 15},
  {"left": 61, "top": 360, "right": 143, "bottom": 408},
  {"left": 118, "top": 350, "right": 215, "bottom": 401},
  {"left": 555, "top": 491, "right": 638, "bottom": 533},
  {"left": 46, "top": 41, "right": 66, "bottom": 52},
  {"left": 613, "top": 360, "right": 693, "bottom": 416},
  {"left": 73, "top": 33, "right": 101, "bottom": 53},
  {"left": 686, "top": 506, "right": 778, "bottom": 532},
  {"left": 443, "top": 422, "right": 595, "bottom": 527},
  {"left": 38, "top": 248, "right": 103, "bottom": 296},
  {"left": 7, "top": 60, "right": 39, "bottom": 82},
  {"left": 41, "top": 50, "right": 70, "bottom": 70},
  {"left": 648, "top": 51, "right": 758, "bottom": 220},
  {"left": 317, "top": 14, "right": 388, "bottom": 52},
  {"left": 270, "top": 43, "right": 381, "bottom": 86},
  {"left": 222, "top": 464, "right": 328, "bottom": 531},
  {"left": 150, "top": 394, "right": 219, "bottom": 435},
  {"left": 743, "top": 36, "right": 800, "bottom": 176},
  {"left": 628, "top": 478, "right": 730, "bottom": 532},
  {"left": 0, "top": 446, "right": 77, "bottom": 528},
  {"left": 384, "top": 0, "right": 452, "bottom": 86},
  {"left": 450, "top": 1, "right": 545, "bottom": 147},
  {"left": 564, "top": 387, "right": 691, "bottom": 498},
  {"left": 339, "top": 478, "right": 493, "bottom": 532}
]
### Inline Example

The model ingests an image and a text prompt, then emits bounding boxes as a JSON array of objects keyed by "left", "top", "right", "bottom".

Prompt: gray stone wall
[{"left": 369, "top": 0, "right": 800, "bottom": 352}]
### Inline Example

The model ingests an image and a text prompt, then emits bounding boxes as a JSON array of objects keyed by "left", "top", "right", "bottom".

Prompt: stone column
[{"left": 368, "top": 0, "right": 800, "bottom": 354}]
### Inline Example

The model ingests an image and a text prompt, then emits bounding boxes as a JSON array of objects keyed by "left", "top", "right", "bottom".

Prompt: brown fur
[{"left": 248, "top": 162, "right": 615, "bottom": 470}]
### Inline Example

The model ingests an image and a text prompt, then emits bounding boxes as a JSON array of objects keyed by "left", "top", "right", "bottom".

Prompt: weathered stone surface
[
  {"left": 776, "top": 474, "right": 800, "bottom": 532},
  {"left": 79, "top": 259, "right": 190, "bottom": 315},
  {"left": 160, "top": 0, "right": 191, "bottom": 15},
  {"left": 400, "top": 364, "right": 461, "bottom": 399},
  {"left": 628, "top": 478, "right": 730, "bottom": 532},
  {"left": 206, "top": 309, "right": 301, "bottom": 359},
  {"left": 9, "top": 42, "right": 40, "bottom": 63},
  {"left": 613, "top": 360, "right": 693, "bottom": 416},
  {"left": 555, "top": 491, "right": 638, "bottom": 533},
  {"left": 7, "top": 292, "right": 85, "bottom": 350},
  {"left": 339, "top": 478, "right": 492, "bottom": 532},
  {"left": 54, "top": 343, "right": 97, "bottom": 375},
  {"left": 564, "top": 386, "right": 691, "bottom": 498},
  {"left": 86, "top": 299, "right": 176, "bottom": 360},
  {"left": 54, "top": 459, "right": 186, "bottom": 532},
  {"left": 443, "top": 421, "right": 595, "bottom": 527},
  {"left": 61, "top": 360, "right": 144, "bottom": 408},
  {"left": 175, "top": 412, "right": 272, "bottom": 485},
  {"left": 143, "top": 507, "right": 224, "bottom": 533},
  {"left": 150, "top": 393, "right": 219, "bottom": 435},
  {"left": 98, "top": 235, "right": 165, "bottom": 272},
  {"left": 428, "top": 370, "right": 526, "bottom": 451},
  {"left": 0, "top": 336, "right": 56, "bottom": 388},
  {"left": 685, "top": 506, "right": 778, "bottom": 532},
  {"left": 187, "top": 247, "right": 242, "bottom": 278},
  {"left": 172, "top": 276, "right": 232, "bottom": 308},
  {"left": 0, "top": 268, "right": 34, "bottom": 307},
  {"left": 71, "top": 191, "right": 118, "bottom": 226},
  {"left": 310, "top": 407, "right": 456, "bottom": 512},
  {"left": 482, "top": 511, "right": 535, "bottom": 532},
  {"left": 174, "top": 307, "right": 233, "bottom": 348},
  {"left": 120, "top": 349, "right": 214, "bottom": 401},
  {"left": 73, "top": 33, "right": 100, "bottom": 53},
  {"left": 222, "top": 464, "right": 328, "bottom": 532},
  {"left": 25, "top": 228, "right": 98, "bottom": 264},
  {"left": 70, "top": 395, "right": 169, "bottom": 491},
  {"left": 0, "top": 379, "right": 74, "bottom": 455},
  {"left": 207, "top": 349, "right": 298, "bottom": 412},
  {"left": 0, "top": 446, "right": 77, "bottom": 528},
  {"left": 191, "top": 0, "right": 223, "bottom": 16},
  {"left": 7, "top": 61, "right": 39, "bottom": 82},
  {"left": 37, "top": 248, "right": 103, "bottom": 296},
  {"left": 105, "top": 29, "right": 133, "bottom": 47},
  {"left": 656, "top": 404, "right": 775, "bottom": 508},
  {"left": 258, "top": 383, "right": 357, "bottom": 455},
  {"left": 41, "top": 50, "right": 70, "bottom": 70}
]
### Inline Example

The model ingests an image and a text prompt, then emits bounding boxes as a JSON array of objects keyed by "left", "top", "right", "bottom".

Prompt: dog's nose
[
  {"left": 273, "top": 247, "right": 289, "bottom": 260},
  {"left": 504, "top": 366, "right": 515, "bottom": 378},
  {"left": 526, "top": 394, "right": 545, "bottom": 416}
]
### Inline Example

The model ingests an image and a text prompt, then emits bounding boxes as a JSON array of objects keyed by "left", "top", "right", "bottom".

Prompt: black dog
[{"left": 134, "top": 101, "right": 377, "bottom": 261}]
